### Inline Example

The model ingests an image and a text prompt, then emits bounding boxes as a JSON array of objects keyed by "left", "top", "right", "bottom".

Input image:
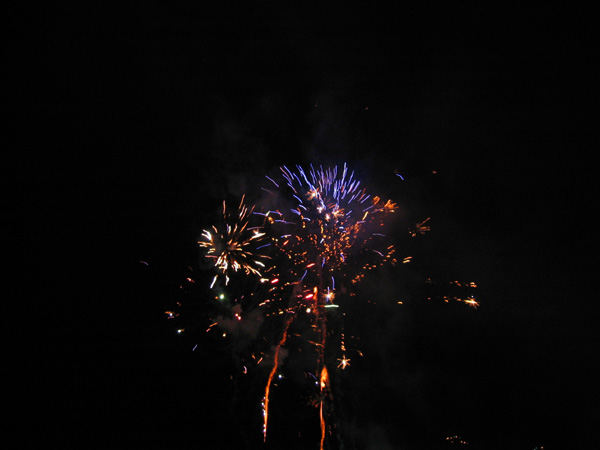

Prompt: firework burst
[
  {"left": 198, "top": 195, "right": 269, "bottom": 286},
  {"left": 256, "top": 164, "right": 401, "bottom": 447},
  {"left": 166, "top": 163, "right": 476, "bottom": 448}
]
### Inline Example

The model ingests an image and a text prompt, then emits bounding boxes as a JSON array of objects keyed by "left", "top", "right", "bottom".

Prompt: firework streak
[{"left": 193, "top": 164, "right": 435, "bottom": 447}]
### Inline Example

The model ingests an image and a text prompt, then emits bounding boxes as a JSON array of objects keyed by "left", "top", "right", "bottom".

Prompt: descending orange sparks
[
  {"left": 319, "top": 365, "right": 329, "bottom": 450},
  {"left": 263, "top": 315, "right": 294, "bottom": 442}
]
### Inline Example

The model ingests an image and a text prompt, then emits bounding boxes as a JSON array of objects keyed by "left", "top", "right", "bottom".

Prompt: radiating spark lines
[{"left": 198, "top": 195, "right": 269, "bottom": 284}]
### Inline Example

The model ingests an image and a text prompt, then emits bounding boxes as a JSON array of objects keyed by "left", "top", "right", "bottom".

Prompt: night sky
[{"left": 11, "top": 3, "right": 596, "bottom": 449}]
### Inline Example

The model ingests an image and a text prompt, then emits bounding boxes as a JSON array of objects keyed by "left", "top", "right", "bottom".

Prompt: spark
[
  {"left": 464, "top": 298, "right": 480, "bottom": 309},
  {"left": 265, "top": 175, "right": 279, "bottom": 187},
  {"left": 410, "top": 217, "right": 431, "bottom": 237},
  {"left": 337, "top": 357, "right": 351, "bottom": 369},
  {"left": 426, "top": 278, "right": 480, "bottom": 308},
  {"left": 164, "top": 311, "right": 178, "bottom": 319}
]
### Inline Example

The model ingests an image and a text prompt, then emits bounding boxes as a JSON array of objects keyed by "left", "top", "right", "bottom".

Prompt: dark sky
[{"left": 11, "top": 3, "right": 596, "bottom": 449}]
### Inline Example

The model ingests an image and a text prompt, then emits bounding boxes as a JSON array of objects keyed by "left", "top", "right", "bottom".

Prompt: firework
[
  {"left": 272, "top": 164, "right": 398, "bottom": 269},
  {"left": 256, "top": 164, "right": 401, "bottom": 446},
  {"left": 197, "top": 195, "right": 269, "bottom": 285},
  {"left": 168, "top": 164, "right": 476, "bottom": 448}
]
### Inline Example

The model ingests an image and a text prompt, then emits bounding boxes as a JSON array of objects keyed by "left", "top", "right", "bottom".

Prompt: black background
[{"left": 10, "top": 2, "right": 596, "bottom": 449}]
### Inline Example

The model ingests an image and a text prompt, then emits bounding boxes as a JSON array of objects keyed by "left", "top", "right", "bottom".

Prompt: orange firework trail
[
  {"left": 262, "top": 311, "right": 295, "bottom": 441},
  {"left": 319, "top": 365, "right": 330, "bottom": 450}
]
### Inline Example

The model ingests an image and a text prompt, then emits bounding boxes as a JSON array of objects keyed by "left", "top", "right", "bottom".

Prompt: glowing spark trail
[
  {"left": 263, "top": 312, "right": 294, "bottom": 441},
  {"left": 319, "top": 365, "right": 330, "bottom": 450}
]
